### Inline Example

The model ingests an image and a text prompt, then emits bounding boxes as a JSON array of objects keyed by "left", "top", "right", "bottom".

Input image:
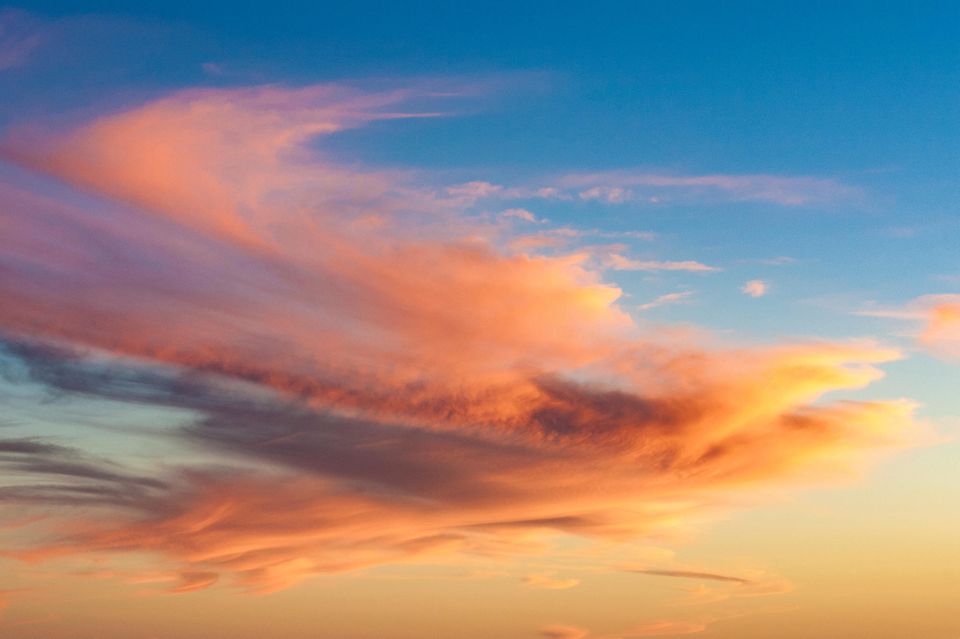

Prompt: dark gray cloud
[
  {"left": 629, "top": 568, "right": 751, "bottom": 585},
  {"left": 0, "top": 435, "right": 168, "bottom": 509}
]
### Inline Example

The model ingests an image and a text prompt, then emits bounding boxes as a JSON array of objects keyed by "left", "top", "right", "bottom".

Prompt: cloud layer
[{"left": 0, "top": 83, "right": 916, "bottom": 594}]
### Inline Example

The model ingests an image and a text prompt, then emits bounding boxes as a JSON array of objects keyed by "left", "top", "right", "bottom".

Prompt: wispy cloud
[
  {"left": 523, "top": 573, "right": 581, "bottom": 590},
  {"left": 608, "top": 255, "right": 719, "bottom": 272},
  {"left": 0, "top": 9, "right": 46, "bottom": 71},
  {"left": 539, "top": 619, "right": 707, "bottom": 639},
  {"left": 619, "top": 620, "right": 709, "bottom": 637},
  {"left": 449, "top": 170, "right": 860, "bottom": 208},
  {"left": 500, "top": 207, "right": 543, "bottom": 223},
  {"left": 540, "top": 625, "right": 589, "bottom": 639},
  {"left": 556, "top": 171, "right": 860, "bottom": 207},
  {"left": 638, "top": 291, "right": 694, "bottom": 311},
  {"left": 855, "top": 294, "right": 960, "bottom": 361},
  {"left": 739, "top": 256, "right": 797, "bottom": 266}
]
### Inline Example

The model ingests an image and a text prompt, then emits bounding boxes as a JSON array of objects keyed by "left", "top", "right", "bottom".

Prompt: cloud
[
  {"left": 739, "top": 256, "right": 797, "bottom": 266},
  {"left": 0, "top": 9, "right": 46, "bottom": 71},
  {"left": 855, "top": 294, "right": 960, "bottom": 360},
  {"left": 446, "top": 180, "right": 504, "bottom": 204},
  {"left": 501, "top": 208, "right": 542, "bottom": 223},
  {"left": 0, "top": 334, "right": 914, "bottom": 592},
  {"left": 618, "top": 620, "right": 707, "bottom": 637},
  {"left": 622, "top": 564, "right": 792, "bottom": 606},
  {"left": 201, "top": 61, "right": 224, "bottom": 76},
  {"left": 607, "top": 255, "right": 719, "bottom": 272},
  {"left": 919, "top": 297, "right": 960, "bottom": 360},
  {"left": 541, "top": 625, "right": 589, "bottom": 639},
  {"left": 638, "top": 292, "right": 694, "bottom": 311},
  {"left": 444, "top": 171, "right": 858, "bottom": 208},
  {"left": 523, "top": 573, "right": 581, "bottom": 590},
  {"left": 0, "top": 430, "right": 168, "bottom": 510},
  {"left": 627, "top": 568, "right": 750, "bottom": 585},
  {"left": 578, "top": 186, "right": 632, "bottom": 204},
  {"left": 742, "top": 280, "right": 769, "bottom": 297},
  {"left": 540, "top": 619, "right": 709, "bottom": 639},
  {"left": 0, "top": 83, "right": 919, "bottom": 594},
  {"left": 556, "top": 171, "right": 860, "bottom": 207}
]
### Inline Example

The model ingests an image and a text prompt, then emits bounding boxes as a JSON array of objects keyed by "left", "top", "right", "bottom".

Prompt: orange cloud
[
  {"left": 856, "top": 294, "right": 960, "bottom": 361},
  {"left": 919, "top": 296, "right": 960, "bottom": 360},
  {"left": 540, "top": 619, "right": 709, "bottom": 639},
  {"left": 619, "top": 620, "right": 708, "bottom": 636},
  {"left": 741, "top": 279, "right": 769, "bottom": 297},
  {"left": 523, "top": 573, "right": 581, "bottom": 590},
  {"left": 541, "top": 625, "right": 590, "bottom": 639},
  {"left": 0, "top": 84, "right": 919, "bottom": 595}
]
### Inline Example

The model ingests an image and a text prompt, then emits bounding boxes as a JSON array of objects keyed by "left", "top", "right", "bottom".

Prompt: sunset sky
[{"left": 1, "top": 3, "right": 959, "bottom": 638}]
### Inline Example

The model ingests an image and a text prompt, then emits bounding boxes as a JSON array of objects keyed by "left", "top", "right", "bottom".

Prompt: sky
[{"left": 0, "top": 2, "right": 958, "bottom": 638}]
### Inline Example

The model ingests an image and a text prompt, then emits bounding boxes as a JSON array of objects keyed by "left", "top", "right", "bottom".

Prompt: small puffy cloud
[{"left": 742, "top": 280, "right": 769, "bottom": 297}]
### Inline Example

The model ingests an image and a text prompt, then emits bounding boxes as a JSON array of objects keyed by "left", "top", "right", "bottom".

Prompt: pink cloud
[{"left": 742, "top": 280, "right": 769, "bottom": 297}]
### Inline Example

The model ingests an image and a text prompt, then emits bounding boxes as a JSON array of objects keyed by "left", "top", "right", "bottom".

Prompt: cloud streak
[
  {"left": 607, "top": 255, "right": 719, "bottom": 273},
  {"left": 628, "top": 568, "right": 750, "bottom": 585},
  {"left": 449, "top": 170, "right": 859, "bottom": 208},
  {"left": 0, "top": 9, "right": 46, "bottom": 71},
  {"left": 556, "top": 171, "right": 859, "bottom": 207},
  {"left": 638, "top": 292, "right": 694, "bottom": 312}
]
